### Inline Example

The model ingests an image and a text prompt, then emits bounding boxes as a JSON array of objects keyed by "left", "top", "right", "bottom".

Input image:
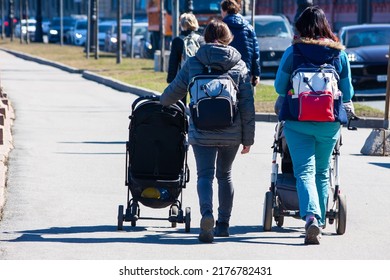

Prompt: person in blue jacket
[
  {"left": 221, "top": 0, "right": 261, "bottom": 87},
  {"left": 274, "top": 6, "right": 355, "bottom": 245},
  {"left": 294, "top": 0, "right": 313, "bottom": 27}
]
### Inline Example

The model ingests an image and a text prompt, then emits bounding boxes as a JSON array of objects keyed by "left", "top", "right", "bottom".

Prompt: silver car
[
  {"left": 246, "top": 15, "right": 294, "bottom": 77},
  {"left": 104, "top": 19, "right": 133, "bottom": 53},
  {"left": 124, "top": 22, "right": 150, "bottom": 58}
]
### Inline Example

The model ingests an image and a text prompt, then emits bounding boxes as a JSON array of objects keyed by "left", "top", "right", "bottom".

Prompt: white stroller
[{"left": 262, "top": 118, "right": 357, "bottom": 235}]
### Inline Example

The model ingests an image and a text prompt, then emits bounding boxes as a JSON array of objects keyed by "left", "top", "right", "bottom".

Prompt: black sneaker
[
  {"left": 199, "top": 212, "right": 214, "bottom": 243},
  {"left": 214, "top": 221, "right": 229, "bottom": 237},
  {"left": 304, "top": 218, "right": 321, "bottom": 245}
]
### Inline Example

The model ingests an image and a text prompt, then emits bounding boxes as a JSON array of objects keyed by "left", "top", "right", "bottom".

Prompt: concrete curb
[
  {"left": 1, "top": 48, "right": 82, "bottom": 74},
  {"left": 82, "top": 71, "right": 161, "bottom": 97},
  {"left": 0, "top": 88, "right": 15, "bottom": 219}
]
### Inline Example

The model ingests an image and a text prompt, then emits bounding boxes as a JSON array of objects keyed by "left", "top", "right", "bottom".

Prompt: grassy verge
[{"left": 0, "top": 40, "right": 384, "bottom": 117}]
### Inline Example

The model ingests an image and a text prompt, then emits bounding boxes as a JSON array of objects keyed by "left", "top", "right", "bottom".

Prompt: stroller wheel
[
  {"left": 263, "top": 191, "right": 273, "bottom": 231},
  {"left": 130, "top": 202, "right": 139, "bottom": 227},
  {"left": 185, "top": 207, "right": 191, "bottom": 233},
  {"left": 170, "top": 205, "right": 179, "bottom": 228},
  {"left": 276, "top": 215, "right": 284, "bottom": 227},
  {"left": 336, "top": 194, "right": 347, "bottom": 235},
  {"left": 117, "top": 205, "right": 124, "bottom": 230}
]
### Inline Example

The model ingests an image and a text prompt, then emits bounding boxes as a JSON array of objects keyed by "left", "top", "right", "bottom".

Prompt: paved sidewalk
[
  {"left": 0, "top": 48, "right": 388, "bottom": 219},
  {"left": 1, "top": 49, "right": 390, "bottom": 261}
]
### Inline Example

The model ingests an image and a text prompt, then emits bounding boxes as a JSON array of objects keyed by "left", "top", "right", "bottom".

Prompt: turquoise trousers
[{"left": 283, "top": 121, "right": 340, "bottom": 225}]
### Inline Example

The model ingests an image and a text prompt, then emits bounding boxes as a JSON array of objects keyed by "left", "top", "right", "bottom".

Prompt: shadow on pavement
[{"left": 1, "top": 224, "right": 310, "bottom": 246}]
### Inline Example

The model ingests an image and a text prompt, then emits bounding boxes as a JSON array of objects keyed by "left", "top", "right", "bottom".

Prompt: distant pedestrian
[
  {"left": 166, "top": 13, "right": 204, "bottom": 105},
  {"left": 221, "top": 0, "right": 261, "bottom": 87},
  {"left": 294, "top": 0, "right": 314, "bottom": 29}
]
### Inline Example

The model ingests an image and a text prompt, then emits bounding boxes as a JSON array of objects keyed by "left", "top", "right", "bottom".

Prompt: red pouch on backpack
[{"left": 298, "top": 90, "right": 335, "bottom": 122}]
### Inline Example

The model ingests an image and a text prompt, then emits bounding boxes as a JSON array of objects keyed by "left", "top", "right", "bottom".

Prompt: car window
[
  {"left": 99, "top": 25, "right": 113, "bottom": 33},
  {"left": 122, "top": 26, "right": 131, "bottom": 34},
  {"left": 345, "top": 28, "right": 390, "bottom": 47},
  {"left": 254, "top": 19, "right": 290, "bottom": 37},
  {"left": 192, "top": 0, "right": 221, "bottom": 12},
  {"left": 134, "top": 27, "right": 147, "bottom": 36},
  {"left": 113, "top": 25, "right": 131, "bottom": 34},
  {"left": 76, "top": 21, "right": 87, "bottom": 30},
  {"left": 51, "top": 18, "right": 75, "bottom": 26},
  {"left": 63, "top": 19, "right": 75, "bottom": 26}
]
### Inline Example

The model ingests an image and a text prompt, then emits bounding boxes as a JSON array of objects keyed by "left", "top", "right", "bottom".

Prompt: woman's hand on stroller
[
  {"left": 344, "top": 100, "right": 360, "bottom": 130},
  {"left": 344, "top": 100, "right": 357, "bottom": 120}
]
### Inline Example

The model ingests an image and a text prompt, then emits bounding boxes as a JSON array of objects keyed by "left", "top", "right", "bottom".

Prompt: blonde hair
[{"left": 180, "top": 13, "right": 199, "bottom": 31}]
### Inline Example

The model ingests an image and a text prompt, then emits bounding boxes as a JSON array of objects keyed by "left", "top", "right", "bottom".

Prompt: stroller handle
[
  {"left": 347, "top": 114, "right": 360, "bottom": 131},
  {"left": 131, "top": 95, "right": 186, "bottom": 115},
  {"left": 131, "top": 95, "right": 160, "bottom": 111}
]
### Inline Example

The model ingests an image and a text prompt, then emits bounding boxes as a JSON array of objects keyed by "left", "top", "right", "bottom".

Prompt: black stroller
[
  {"left": 117, "top": 96, "right": 191, "bottom": 232},
  {"left": 262, "top": 120, "right": 352, "bottom": 235}
]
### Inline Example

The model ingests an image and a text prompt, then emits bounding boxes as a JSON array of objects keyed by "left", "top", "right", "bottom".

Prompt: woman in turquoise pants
[
  {"left": 283, "top": 122, "right": 340, "bottom": 227},
  {"left": 274, "top": 6, "right": 354, "bottom": 245}
]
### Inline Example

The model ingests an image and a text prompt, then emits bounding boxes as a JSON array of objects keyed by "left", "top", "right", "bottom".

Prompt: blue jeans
[
  {"left": 283, "top": 121, "right": 340, "bottom": 225},
  {"left": 192, "top": 144, "right": 240, "bottom": 224}
]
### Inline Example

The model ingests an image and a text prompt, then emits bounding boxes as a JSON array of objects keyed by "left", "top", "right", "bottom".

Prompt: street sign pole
[
  {"left": 116, "top": 0, "right": 122, "bottom": 64},
  {"left": 384, "top": 44, "right": 390, "bottom": 129},
  {"left": 160, "top": 0, "right": 165, "bottom": 72}
]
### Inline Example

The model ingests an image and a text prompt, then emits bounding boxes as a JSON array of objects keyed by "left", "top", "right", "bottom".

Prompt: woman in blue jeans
[
  {"left": 274, "top": 6, "right": 354, "bottom": 245},
  {"left": 160, "top": 20, "right": 255, "bottom": 243}
]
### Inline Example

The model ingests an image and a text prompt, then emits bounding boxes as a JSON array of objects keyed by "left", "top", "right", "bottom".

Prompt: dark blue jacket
[{"left": 223, "top": 13, "right": 261, "bottom": 77}]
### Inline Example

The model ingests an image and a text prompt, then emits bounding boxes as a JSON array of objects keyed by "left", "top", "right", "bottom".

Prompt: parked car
[
  {"left": 245, "top": 14, "right": 294, "bottom": 76},
  {"left": 124, "top": 22, "right": 150, "bottom": 57},
  {"left": 139, "top": 34, "right": 154, "bottom": 59},
  {"left": 338, "top": 24, "right": 390, "bottom": 93},
  {"left": 104, "top": 19, "right": 133, "bottom": 53},
  {"left": 66, "top": 19, "right": 88, "bottom": 46},
  {"left": 14, "top": 18, "right": 37, "bottom": 41},
  {"left": 98, "top": 20, "right": 116, "bottom": 50},
  {"left": 48, "top": 17, "right": 77, "bottom": 43}
]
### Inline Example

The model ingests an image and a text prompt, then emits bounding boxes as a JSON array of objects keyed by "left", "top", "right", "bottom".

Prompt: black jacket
[{"left": 167, "top": 30, "right": 204, "bottom": 83}]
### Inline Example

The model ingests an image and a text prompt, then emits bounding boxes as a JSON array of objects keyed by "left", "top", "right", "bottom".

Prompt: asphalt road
[{"left": 0, "top": 50, "right": 389, "bottom": 278}]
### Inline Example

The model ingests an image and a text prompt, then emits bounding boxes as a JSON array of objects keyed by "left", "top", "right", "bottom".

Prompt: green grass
[{"left": 0, "top": 40, "right": 384, "bottom": 117}]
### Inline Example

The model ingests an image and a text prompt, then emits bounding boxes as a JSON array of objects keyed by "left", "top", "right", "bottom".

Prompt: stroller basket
[
  {"left": 275, "top": 173, "right": 299, "bottom": 211},
  {"left": 128, "top": 174, "right": 184, "bottom": 208}
]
